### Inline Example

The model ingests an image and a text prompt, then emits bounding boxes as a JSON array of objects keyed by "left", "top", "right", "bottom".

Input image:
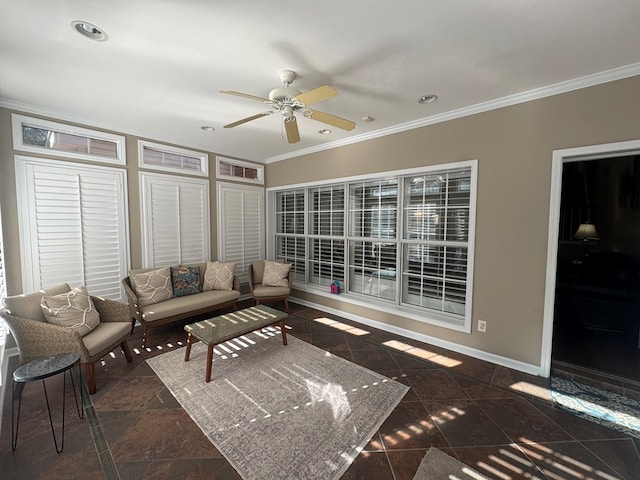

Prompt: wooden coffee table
[{"left": 184, "top": 305, "right": 288, "bottom": 382}]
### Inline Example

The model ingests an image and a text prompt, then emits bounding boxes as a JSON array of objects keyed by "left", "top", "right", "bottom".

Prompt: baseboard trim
[{"left": 290, "top": 295, "right": 543, "bottom": 378}]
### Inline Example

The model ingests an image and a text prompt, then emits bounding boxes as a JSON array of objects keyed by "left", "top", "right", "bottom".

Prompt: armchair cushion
[
  {"left": 82, "top": 321, "right": 132, "bottom": 357},
  {"left": 262, "top": 261, "right": 291, "bottom": 287},
  {"left": 203, "top": 261, "right": 236, "bottom": 291},
  {"left": 131, "top": 266, "right": 173, "bottom": 306},
  {"left": 41, "top": 285, "right": 100, "bottom": 337},
  {"left": 171, "top": 265, "right": 202, "bottom": 297},
  {"left": 2, "top": 283, "right": 71, "bottom": 322}
]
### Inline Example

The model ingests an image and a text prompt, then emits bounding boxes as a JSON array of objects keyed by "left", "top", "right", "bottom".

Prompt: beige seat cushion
[
  {"left": 139, "top": 290, "right": 240, "bottom": 323},
  {"left": 82, "top": 321, "right": 131, "bottom": 357},
  {"left": 2, "top": 283, "right": 71, "bottom": 322},
  {"left": 131, "top": 266, "right": 173, "bottom": 306},
  {"left": 262, "top": 261, "right": 291, "bottom": 287},
  {"left": 253, "top": 285, "right": 290, "bottom": 298},
  {"left": 41, "top": 286, "right": 100, "bottom": 337},
  {"left": 203, "top": 261, "right": 236, "bottom": 291}
]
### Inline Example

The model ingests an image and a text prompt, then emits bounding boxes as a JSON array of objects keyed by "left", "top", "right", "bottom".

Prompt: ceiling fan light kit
[{"left": 221, "top": 70, "right": 356, "bottom": 144}]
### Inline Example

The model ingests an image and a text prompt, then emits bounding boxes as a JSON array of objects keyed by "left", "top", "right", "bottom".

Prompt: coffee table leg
[
  {"left": 205, "top": 345, "right": 214, "bottom": 383},
  {"left": 280, "top": 320, "right": 288, "bottom": 345},
  {"left": 184, "top": 333, "right": 193, "bottom": 361}
]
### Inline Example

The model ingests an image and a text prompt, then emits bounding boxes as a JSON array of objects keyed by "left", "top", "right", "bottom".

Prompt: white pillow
[
  {"left": 203, "top": 261, "right": 236, "bottom": 291},
  {"left": 262, "top": 261, "right": 291, "bottom": 287},
  {"left": 131, "top": 266, "right": 173, "bottom": 306},
  {"left": 41, "top": 286, "right": 100, "bottom": 337}
]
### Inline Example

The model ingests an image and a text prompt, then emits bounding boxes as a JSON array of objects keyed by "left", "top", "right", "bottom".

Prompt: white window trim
[
  {"left": 216, "top": 156, "right": 264, "bottom": 185},
  {"left": 138, "top": 140, "right": 209, "bottom": 177},
  {"left": 11, "top": 114, "right": 126, "bottom": 165},
  {"left": 267, "top": 159, "right": 477, "bottom": 333}
]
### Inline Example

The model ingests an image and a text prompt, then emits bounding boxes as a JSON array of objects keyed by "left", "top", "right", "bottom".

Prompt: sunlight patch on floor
[
  {"left": 508, "top": 381, "right": 551, "bottom": 401},
  {"left": 313, "top": 317, "right": 370, "bottom": 336},
  {"left": 383, "top": 340, "right": 463, "bottom": 368}
]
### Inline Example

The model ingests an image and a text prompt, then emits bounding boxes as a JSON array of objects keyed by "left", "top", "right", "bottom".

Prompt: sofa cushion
[
  {"left": 2, "top": 283, "right": 71, "bottom": 322},
  {"left": 139, "top": 290, "right": 240, "bottom": 323},
  {"left": 203, "top": 261, "right": 236, "bottom": 291},
  {"left": 171, "top": 265, "right": 202, "bottom": 297},
  {"left": 131, "top": 267, "right": 173, "bottom": 306},
  {"left": 262, "top": 261, "right": 291, "bottom": 287},
  {"left": 41, "top": 286, "right": 100, "bottom": 336}
]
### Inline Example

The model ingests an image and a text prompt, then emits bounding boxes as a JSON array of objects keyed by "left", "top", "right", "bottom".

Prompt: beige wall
[
  {"left": 265, "top": 76, "right": 640, "bottom": 368},
  {"left": 1, "top": 76, "right": 638, "bottom": 371}
]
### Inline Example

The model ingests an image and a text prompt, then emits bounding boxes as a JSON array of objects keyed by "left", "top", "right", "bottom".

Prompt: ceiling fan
[{"left": 220, "top": 70, "right": 356, "bottom": 144}]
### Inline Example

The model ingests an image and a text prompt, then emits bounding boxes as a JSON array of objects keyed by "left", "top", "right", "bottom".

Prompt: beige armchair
[
  {"left": 1, "top": 283, "right": 133, "bottom": 394},
  {"left": 248, "top": 260, "right": 292, "bottom": 312}
]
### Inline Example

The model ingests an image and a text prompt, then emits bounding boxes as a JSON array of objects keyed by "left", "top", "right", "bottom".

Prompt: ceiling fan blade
[
  {"left": 295, "top": 85, "right": 338, "bottom": 106},
  {"left": 223, "top": 111, "right": 272, "bottom": 128},
  {"left": 220, "top": 90, "right": 270, "bottom": 103},
  {"left": 284, "top": 116, "right": 300, "bottom": 144},
  {"left": 307, "top": 109, "right": 356, "bottom": 131}
]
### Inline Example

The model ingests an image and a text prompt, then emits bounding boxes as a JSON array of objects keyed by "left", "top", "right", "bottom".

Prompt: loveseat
[{"left": 122, "top": 261, "right": 240, "bottom": 348}]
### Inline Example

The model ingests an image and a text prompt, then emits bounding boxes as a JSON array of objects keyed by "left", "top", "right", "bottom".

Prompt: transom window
[
  {"left": 12, "top": 114, "right": 125, "bottom": 165},
  {"left": 139, "top": 140, "right": 208, "bottom": 176},
  {"left": 216, "top": 156, "right": 264, "bottom": 184},
  {"left": 271, "top": 161, "right": 477, "bottom": 331}
]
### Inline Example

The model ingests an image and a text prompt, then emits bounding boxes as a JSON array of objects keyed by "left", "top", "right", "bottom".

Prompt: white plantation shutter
[
  {"left": 217, "top": 183, "right": 264, "bottom": 285},
  {"left": 141, "top": 172, "right": 209, "bottom": 267},
  {"left": 15, "top": 156, "right": 129, "bottom": 300}
]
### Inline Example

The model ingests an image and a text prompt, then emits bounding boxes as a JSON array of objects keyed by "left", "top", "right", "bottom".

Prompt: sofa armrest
[
  {"left": 0, "top": 309, "right": 91, "bottom": 363},
  {"left": 91, "top": 296, "right": 130, "bottom": 323},
  {"left": 122, "top": 276, "right": 143, "bottom": 323}
]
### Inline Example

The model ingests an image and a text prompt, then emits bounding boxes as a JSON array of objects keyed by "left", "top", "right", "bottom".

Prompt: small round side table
[{"left": 12, "top": 352, "right": 84, "bottom": 453}]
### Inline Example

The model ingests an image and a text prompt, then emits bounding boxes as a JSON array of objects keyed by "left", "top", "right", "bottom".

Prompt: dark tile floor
[{"left": 2, "top": 301, "right": 640, "bottom": 479}]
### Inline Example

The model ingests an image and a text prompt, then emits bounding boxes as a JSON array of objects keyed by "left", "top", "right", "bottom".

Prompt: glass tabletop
[
  {"left": 13, "top": 353, "right": 81, "bottom": 383},
  {"left": 184, "top": 305, "right": 288, "bottom": 345}
]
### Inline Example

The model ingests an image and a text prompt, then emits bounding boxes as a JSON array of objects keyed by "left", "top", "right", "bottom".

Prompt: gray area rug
[
  {"left": 147, "top": 329, "right": 408, "bottom": 480},
  {"left": 413, "top": 448, "right": 488, "bottom": 480}
]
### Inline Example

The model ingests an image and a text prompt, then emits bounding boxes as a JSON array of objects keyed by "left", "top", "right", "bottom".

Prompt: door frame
[{"left": 540, "top": 139, "right": 640, "bottom": 376}]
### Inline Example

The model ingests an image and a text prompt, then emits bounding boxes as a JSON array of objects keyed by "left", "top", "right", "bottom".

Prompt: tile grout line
[{"left": 83, "top": 384, "right": 120, "bottom": 480}]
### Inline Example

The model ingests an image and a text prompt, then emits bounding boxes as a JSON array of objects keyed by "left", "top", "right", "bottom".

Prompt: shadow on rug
[
  {"left": 147, "top": 329, "right": 408, "bottom": 480},
  {"left": 413, "top": 448, "right": 488, "bottom": 480},
  {"left": 550, "top": 376, "right": 640, "bottom": 439}
]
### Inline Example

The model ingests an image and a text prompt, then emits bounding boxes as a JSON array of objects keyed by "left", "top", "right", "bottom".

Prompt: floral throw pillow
[
  {"left": 40, "top": 286, "right": 100, "bottom": 337},
  {"left": 203, "top": 261, "right": 236, "bottom": 291},
  {"left": 262, "top": 261, "right": 291, "bottom": 287},
  {"left": 171, "top": 265, "right": 202, "bottom": 297},
  {"left": 131, "top": 267, "right": 173, "bottom": 306}
]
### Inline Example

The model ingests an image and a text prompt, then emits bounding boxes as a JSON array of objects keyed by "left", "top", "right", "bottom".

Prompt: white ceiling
[{"left": 1, "top": 1, "right": 639, "bottom": 163}]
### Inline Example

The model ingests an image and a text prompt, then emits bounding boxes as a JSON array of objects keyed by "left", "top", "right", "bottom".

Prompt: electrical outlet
[{"left": 477, "top": 320, "right": 487, "bottom": 332}]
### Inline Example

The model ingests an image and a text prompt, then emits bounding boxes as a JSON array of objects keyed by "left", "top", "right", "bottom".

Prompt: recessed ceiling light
[
  {"left": 418, "top": 94, "right": 438, "bottom": 104},
  {"left": 201, "top": 126, "right": 215, "bottom": 132},
  {"left": 71, "top": 21, "right": 108, "bottom": 41},
  {"left": 319, "top": 129, "right": 331, "bottom": 135}
]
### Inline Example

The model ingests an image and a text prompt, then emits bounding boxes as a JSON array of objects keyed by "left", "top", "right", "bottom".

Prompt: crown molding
[{"left": 265, "top": 62, "right": 640, "bottom": 164}]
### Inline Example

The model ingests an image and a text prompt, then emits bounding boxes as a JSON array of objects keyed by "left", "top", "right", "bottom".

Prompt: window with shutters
[
  {"left": 217, "top": 183, "right": 264, "bottom": 285},
  {"left": 275, "top": 190, "right": 305, "bottom": 281},
  {"left": 140, "top": 172, "right": 210, "bottom": 267},
  {"left": 139, "top": 140, "right": 208, "bottom": 176},
  {"left": 216, "top": 157, "right": 264, "bottom": 185},
  {"left": 12, "top": 114, "right": 125, "bottom": 165},
  {"left": 270, "top": 160, "right": 477, "bottom": 331},
  {"left": 15, "top": 156, "right": 130, "bottom": 300},
  {"left": 0, "top": 206, "right": 7, "bottom": 339}
]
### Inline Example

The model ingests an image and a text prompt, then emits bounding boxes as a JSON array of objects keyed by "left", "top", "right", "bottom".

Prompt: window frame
[
  {"left": 11, "top": 114, "right": 125, "bottom": 165},
  {"left": 138, "top": 140, "right": 209, "bottom": 177},
  {"left": 267, "top": 160, "right": 477, "bottom": 332},
  {"left": 216, "top": 156, "right": 264, "bottom": 185}
]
